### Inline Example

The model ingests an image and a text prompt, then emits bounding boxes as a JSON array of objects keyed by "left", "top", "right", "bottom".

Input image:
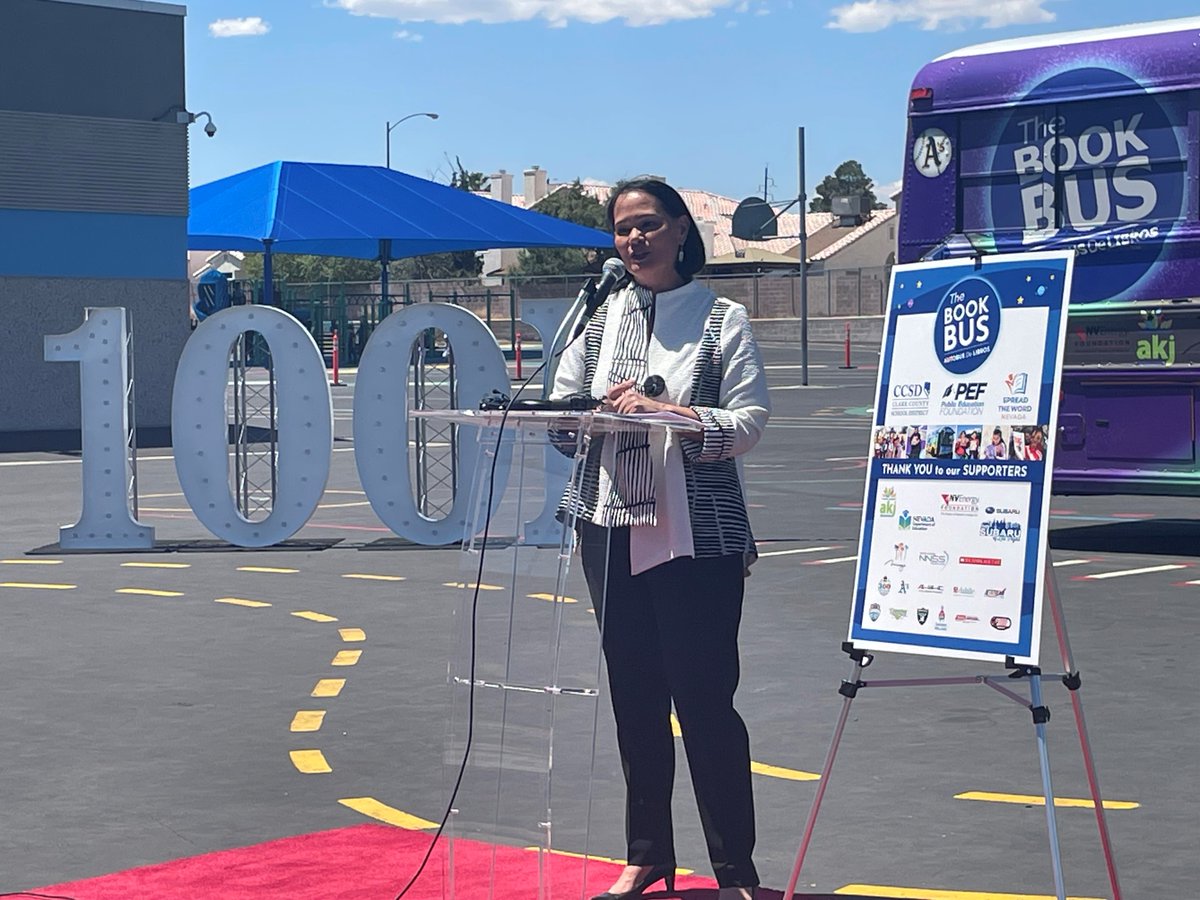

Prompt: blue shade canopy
[{"left": 188, "top": 161, "right": 611, "bottom": 258}]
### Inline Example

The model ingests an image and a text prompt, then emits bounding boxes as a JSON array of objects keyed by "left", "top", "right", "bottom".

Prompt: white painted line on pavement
[
  {"left": 804, "top": 555, "right": 859, "bottom": 565},
  {"left": 1080, "top": 564, "right": 1187, "bottom": 580},
  {"left": 757, "top": 546, "right": 840, "bottom": 558}
]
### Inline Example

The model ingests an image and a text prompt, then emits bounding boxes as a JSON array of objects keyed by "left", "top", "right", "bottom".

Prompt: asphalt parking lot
[{"left": 0, "top": 338, "right": 1195, "bottom": 898}]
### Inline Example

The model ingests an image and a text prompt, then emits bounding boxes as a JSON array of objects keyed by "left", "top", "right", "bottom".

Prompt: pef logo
[{"left": 935, "top": 277, "right": 1001, "bottom": 374}]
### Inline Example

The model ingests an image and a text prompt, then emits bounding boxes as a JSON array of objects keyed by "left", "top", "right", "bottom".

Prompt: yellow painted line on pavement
[
  {"left": 289, "top": 750, "right": 332, "bottom": 774},
  {"left": 290, "top": 710, "right": 327, "bottom": 733},
  {"left": 527, "top": 592, "right": 578, "bottom": 603},
  {"left": 0, "top": 581, "right": 75, "bottom": 590},
  {"left": 342, "top": 573, "right": 406, "bottom": 582},
  {"left": 312, "top": 678, "right": 346, "bottom": 697},
  {"left": 238, "top": 566, "right": 300, "bottom": 574},
  {"left": 443, "top": 581, "right": 505, "bottom": 591},
  {"left": 751, "top": 761, "right": 821, "bottom": 782},
  {"left": 670, "top": 714, "right": 818, "bottom": 780},
  {"left": 836, "top": 886, "right": 1105, "bottom": 900},
  {"left": 1081, "top": 563, "right": 1187, "bottom": 580},
  {"left": 955, "top": 791, "right": 1139, "bottom": 810},
  {"left": 338, "top": 797, "right": 438, "bottom": 829},
  {"left": 117, "top": 588, "right": 184, "bottom": 597},
  {"left": 121, "top": 561, "right": 191, "bottom": 569},
  {"left": 216, "top": 597, "right": 272, "bottom": 608},
  {"left": 2, "top": 559, "right": 62, "bottom": 565},
  {"left": 292, "top": 611, "right": 338, "bottom": 623},
  {"left": 332, "top": 649, "right": 362, "bottom": 666},
  {"left": 339, "top": 628, "right": 366, "bottom": 642}
]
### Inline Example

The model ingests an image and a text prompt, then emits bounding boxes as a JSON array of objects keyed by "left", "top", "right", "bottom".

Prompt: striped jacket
[{"left": 552, "top": 280, "right": 770, "bottom": 572}]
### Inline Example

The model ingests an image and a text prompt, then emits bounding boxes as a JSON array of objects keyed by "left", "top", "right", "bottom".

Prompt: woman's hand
[{"left": 605, "top": 379, "right": 665, "bottom": 415}]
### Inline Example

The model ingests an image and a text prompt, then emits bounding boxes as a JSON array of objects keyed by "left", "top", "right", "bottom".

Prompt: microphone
[{"left": 571, "top": 258, "right": 626, "bottom": 339}]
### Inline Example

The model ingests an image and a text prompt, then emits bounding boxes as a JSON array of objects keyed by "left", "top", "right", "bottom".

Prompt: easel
[{"left": 782, "top": 562, "right": 1124, "bottom": 900}]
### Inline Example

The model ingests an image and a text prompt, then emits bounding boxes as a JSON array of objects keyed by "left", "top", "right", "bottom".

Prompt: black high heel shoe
[{"left": 589, "top": 863, "right": 676, "bottom": 899}]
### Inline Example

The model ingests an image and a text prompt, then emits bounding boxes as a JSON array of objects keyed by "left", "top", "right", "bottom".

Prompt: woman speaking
[{"left": 552, "top": 177, "right": 770, "bottom": 900}]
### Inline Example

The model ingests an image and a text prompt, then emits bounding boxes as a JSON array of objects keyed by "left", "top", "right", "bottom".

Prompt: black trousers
[{"left": 579, "top": 522, "right": 759, "bottom": 889}]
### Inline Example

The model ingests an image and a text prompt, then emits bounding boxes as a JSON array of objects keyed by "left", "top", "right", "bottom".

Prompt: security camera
[{"left": 204, "top": 120, "right": 217, "bottom": 138}]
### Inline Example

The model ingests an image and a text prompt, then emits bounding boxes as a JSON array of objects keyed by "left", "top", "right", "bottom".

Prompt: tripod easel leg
[
  {"left": 782, "top": 647, "right": 870, "bottom": 900},
  {"left": 1044, "top": 568, "right": 1124, "bottom": 900},
  {"left": 1028, "top": 671, "right": 1068, "bottom": 900}
]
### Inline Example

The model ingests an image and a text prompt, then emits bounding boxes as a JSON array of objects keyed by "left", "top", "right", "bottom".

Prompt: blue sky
[{"left": 185, "top": 1, "right": 1199, "bottom": 204}]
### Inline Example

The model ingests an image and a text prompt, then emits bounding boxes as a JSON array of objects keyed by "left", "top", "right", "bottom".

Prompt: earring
[{"left": 677, "top": 245, "right": 685, "bottom": 263}]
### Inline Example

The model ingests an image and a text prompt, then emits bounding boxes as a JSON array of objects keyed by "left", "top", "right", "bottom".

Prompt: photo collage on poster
[{"left": 873, "top": 422, "right": 1050, "bottom": 461}]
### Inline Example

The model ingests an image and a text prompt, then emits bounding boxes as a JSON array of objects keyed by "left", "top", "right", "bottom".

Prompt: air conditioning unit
[{"left": 832, "top": 195, "right": 867, "bottom": 224}]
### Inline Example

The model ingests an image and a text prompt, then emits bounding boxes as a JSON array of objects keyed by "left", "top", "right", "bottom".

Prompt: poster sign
[{"left": 848, "top": 251, "right": 1074, "bottom": 663}]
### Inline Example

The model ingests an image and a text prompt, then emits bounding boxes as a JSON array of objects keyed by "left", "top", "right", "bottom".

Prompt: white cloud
[
  {"left": 394, "top": 29, "right": 423, "bottom": 40},
  {"left": 332, "top": 0, "right": 740, "bottom": 27},
  {"left": 209, "top": 16, "right": 270, "bottom": 37},
  {"left": 827, "top": 0, "right": 1055, "bottom": 33}
]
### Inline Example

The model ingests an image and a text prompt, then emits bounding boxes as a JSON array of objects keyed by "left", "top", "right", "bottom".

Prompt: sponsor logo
[
  {"left": 955, "top": 613, "right": 981, "bottom": 623},
  {"left": 935, "top": 276, "right": 1000, "bottom": 375},
  {"left": 918, "top": 583, "right": 944, "bottom": 594},
  {"left": 878, "top": 486, "right": 897, "bottom": 517},
  {"left": 999, "top": 372, "right": 1033, "bottom": 420},
  {"left": 1137, "top": 333, "right": 1176, "bottom": 366},
  {"left": 985, "top": 588, "right": 1007, "bottom": 599},
  {"left": 917, "top": 607, "right": 929, "bottom": 625},
  {"left": 891, "top": 382, "right": 932, "bottom": 414},
  {"left": 980, "top": 518, "right": 1023, "bottom": 542},
  {"left": 985, "top": 506, "right": 1021, "bottom": 516},
  {"left": 940, "top": 493, "right": 980, "bottom": 516},
  {"left": 935, "top": 605, "right": 948, "bottom": 631},
  {"left": 990, "top": 616, "right": 1013, "bottom": 631},
  {"left": 887, "top": 542, "right": 909, "bottom": 568},
  {"left": 918, "top": 550, "right": 949, "bottom": 569},
  {"left": 941, "top": 382, "right": 987, "bottom": 401},
  {"left": 961, "top": 555, "right": 1002, "bottom": 566},
  {"left": 952, "top": 585, "right": 976, "bottom": 597},
  {"left": 898, "top": 580, "right": 910, "bottom": 595},
  {"left": 889, "top": 608, "right": 909, "bottom": 620},
  {"left": 898, "top": 510, "right": 935, "bottom": 532},
  {"left": 939, "top": 381, "right": 990, "bottom": 417},
  {"left": 869, "top": 602, "right": 881, "bottom": 622},
  {"left": 878, "top": 576, "right": 892, "bottom": 596}
]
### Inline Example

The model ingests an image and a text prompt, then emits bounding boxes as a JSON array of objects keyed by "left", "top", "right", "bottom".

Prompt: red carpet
[{"left": 30, "top": 824, "right": 740, "bottom": 899}]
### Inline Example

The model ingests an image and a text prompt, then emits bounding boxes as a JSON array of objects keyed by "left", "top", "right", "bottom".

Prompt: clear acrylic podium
[{"left": 413, "top": 409, "right": 695, "bottom": 900}]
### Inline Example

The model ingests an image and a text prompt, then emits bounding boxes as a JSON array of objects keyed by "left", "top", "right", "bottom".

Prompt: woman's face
[{"left": 611, "top": 190, "right": 690, "bottom": 292}]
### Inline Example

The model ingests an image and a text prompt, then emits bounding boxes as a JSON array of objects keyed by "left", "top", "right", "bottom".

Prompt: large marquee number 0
[{"left": 171, "top": 306, "right": 333, "bottom": 547}]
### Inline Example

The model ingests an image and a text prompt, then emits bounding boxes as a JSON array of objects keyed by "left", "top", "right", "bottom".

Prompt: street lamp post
[{"left": 386, "top": 112, "right": 439, "bottom": 168}]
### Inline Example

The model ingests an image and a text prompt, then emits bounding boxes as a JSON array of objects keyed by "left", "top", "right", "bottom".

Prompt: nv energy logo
[
  {"left": 992, "top": 68, "right": 1186, "bottom": 297},
  {"left": 935, "top": 276, "right": 1000, "bottom": 374}
]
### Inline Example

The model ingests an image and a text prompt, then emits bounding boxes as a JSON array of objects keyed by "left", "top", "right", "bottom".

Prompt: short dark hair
[{"left": 606, "top": 177, "right": 706, "bottom": 279}]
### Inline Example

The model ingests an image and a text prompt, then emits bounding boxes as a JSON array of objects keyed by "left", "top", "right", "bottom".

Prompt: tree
[
  {"left": 510, "top": 180, "right": 614, "bottom": 277},
  {"left": 809, "top": 160, "right": 888, "bottom": 212}
]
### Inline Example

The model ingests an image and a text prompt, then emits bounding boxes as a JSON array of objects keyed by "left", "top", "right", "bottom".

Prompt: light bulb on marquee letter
[
  {"left": 45, "top": 307, "right": 155, "bottom": 549},
  {"left": 354, "top": 303, "right": 510, "bottom": 545},
  {"left": 172, "top": 306, "right": 332, "bottom": 547}
]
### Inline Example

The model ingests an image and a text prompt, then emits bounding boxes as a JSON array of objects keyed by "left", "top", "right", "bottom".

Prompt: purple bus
[{"left": 899, "top": 16, "right": 1200, "bottom": 496}]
